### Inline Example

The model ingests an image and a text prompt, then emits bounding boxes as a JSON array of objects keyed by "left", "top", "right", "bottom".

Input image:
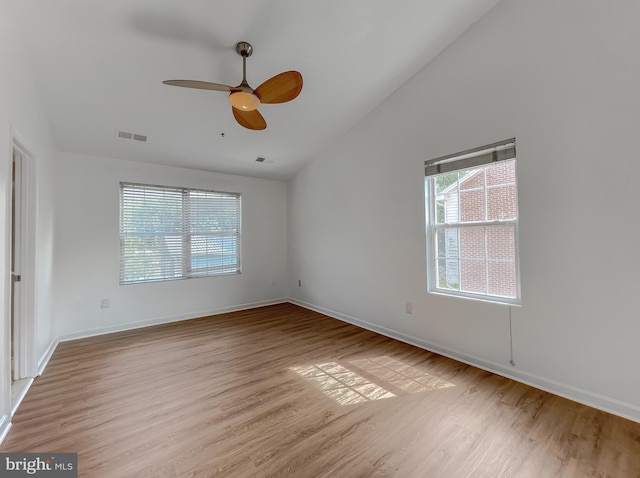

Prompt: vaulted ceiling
[{"left": 8, "top": 0, "right": 502, "bottom": 180}]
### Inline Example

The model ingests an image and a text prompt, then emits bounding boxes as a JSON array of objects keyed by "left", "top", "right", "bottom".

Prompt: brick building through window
[{"left": 425, "top": 139, "right": 520, "bottom": 304}]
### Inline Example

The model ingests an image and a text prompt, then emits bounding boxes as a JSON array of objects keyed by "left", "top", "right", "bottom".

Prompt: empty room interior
[{"left": 1, "top": 0, "right": 640, "bottom": 476}]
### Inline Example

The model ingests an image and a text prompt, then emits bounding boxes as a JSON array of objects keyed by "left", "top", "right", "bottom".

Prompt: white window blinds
[
  {"left": 119, "top": 183, "right": 241, "bottom": 284},
  {"left": 425, "top": 138, "right": 516, "bottom": 177}
]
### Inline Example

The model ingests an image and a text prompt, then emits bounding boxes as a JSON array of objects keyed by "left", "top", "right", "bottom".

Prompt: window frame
[
  {"left": 424, "top": 139, "right": 521, "bottom": 305},
  {"left": 119, "top": 182, "right": 242, "bottom": 285}
]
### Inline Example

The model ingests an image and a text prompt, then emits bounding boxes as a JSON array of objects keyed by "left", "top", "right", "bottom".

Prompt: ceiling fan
[{"left": 163, "top": 41, "right": 303, "bottom": 130}]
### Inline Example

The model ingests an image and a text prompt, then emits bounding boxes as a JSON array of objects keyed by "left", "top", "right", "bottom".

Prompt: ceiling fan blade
[
  {"left": 232, "top": 107, "right": 267, "bottom": 130},
  {"left": 254, "top": 71, "right": 303, "bottom": 104},
  {"left": 163, "top": 80, "right": 240, "bottom": 92}
]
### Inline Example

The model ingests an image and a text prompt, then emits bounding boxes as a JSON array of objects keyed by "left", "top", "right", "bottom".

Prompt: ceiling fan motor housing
[{"left": 236, "top": 41, "right": 253, "bottom": 58}]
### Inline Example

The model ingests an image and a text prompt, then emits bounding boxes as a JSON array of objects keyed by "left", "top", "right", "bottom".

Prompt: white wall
[
  {"left": 288, "top": 0, "right": 640, "bottom": 421},
  {"left": 0, "top": 3, "right": 57, "bottom": 437},
  {"left": 52, "top": 153, "right": 288, "bottom": 339}
]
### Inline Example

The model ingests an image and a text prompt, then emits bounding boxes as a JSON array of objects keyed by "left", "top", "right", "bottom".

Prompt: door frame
[{"left": 9, "top": 128, "right": 37, "bottom": 384}]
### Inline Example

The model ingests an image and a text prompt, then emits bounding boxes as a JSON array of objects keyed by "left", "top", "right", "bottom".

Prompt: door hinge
[{"left": 12, "top": 274, "right": 21, "bottom": 282}]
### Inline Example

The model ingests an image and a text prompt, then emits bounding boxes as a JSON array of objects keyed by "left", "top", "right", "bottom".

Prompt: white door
[{"left": 11, "top": 149, "right": 23, "bottom": 383}]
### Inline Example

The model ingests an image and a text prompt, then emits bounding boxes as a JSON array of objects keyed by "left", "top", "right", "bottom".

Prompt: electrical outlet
[
  {"left": 100, "top": 298, "right": 110, "bottom": 309},
  {"left": 405, "top": 302, "right": 414, "bottom": 314}
]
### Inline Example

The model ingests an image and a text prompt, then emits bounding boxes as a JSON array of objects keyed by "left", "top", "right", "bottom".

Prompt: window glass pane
[
  {"left": 460, "top": 259, "right": 486, "bottom": 294},
  {"left": 121, "top": 236, "right": 182, "bottom": 283},
  {"left": 459, "top": 170, "right": 484, "bottom": 191},
  {"left": 437, "top": 258, "right": 460, "bottom": 290},
  {"left": 121, "top": 189, "right": 182, "bottom": 234},
  {"left": 459, "top": 227, "right": 485, "bottom": 260},
  {"left": 488, "top": 261, "right": 517, "bottom": 298},
  {"left": 435, "top": 227, "right": 461, "bottom": 289},
  {"left": 436, "top": 228, "right": 460, "bottom": 260},
  {"left": 435, "top": 199, "right": 446, "bottom": 224},
  {"left": 190, "top": 235, "right": 239, "bottom": 273},
  {"left": 459, "top": 189, "right": 485, "bottom": 223},
  {"left": 190, "top": 191, "right": 240, "bottom": 233},
  {"left": 487, "top": 185, "right": 517, "bottom": 221},
  {"left": 434, "top": 193, "right": 460, "bottom": 225},
  {"left": 486, "top": 226, "right": 515, "bottom": 260},
  {"left": 486, "top": 160, "right": 516, "bottom": 186},
  {"left": 435, "top": 229, "right": 446, "bottom": 259},
  {"left": 435, "top": 172, "right": 459, "bottom": 195}
]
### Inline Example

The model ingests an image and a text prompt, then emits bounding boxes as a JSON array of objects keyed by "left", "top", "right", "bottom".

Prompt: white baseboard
[
  {"left": 55, "top": 298, "right": 288, "bottom": 345},
  {"left": 36, "top": 298, "right": 288, "bottom": 376},
  {"left": 289, "top": 298, "right": 640, "bottom": 424},
  {"left": 11, "top": 378, "right": 33, "bottom": 417},
  {"left": 0, "top": 414, "right": 11, "bottom": 444},
  {"left": 37, "top": 337, "right": 59, "bottom": 376}
]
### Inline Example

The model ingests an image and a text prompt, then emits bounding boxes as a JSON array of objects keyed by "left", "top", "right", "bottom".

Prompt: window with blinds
[
  {"left": 119, "top": 183, "right": 241, "bottom": 284},
  {"left": 424, "top": 139, "right": 520, "bottom": 305}
]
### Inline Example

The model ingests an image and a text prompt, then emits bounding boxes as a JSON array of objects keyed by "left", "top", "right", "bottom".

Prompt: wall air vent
[{"left": 117, "top": 130, "right": 147, "bottom": 142}]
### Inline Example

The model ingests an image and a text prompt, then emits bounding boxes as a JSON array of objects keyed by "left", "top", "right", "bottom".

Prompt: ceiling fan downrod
[{"left": 236, "top": 41, "right": 253, "bottom": 88}]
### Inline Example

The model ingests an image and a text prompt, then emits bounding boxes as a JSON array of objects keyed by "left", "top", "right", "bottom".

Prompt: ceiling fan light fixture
[{"left": 229, "top": 91, "right": 260, "bottom": 111}]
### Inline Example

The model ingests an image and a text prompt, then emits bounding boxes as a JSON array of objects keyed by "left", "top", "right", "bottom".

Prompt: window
[
  {"left": 119, "top": 183, "right": 241, "bottom": 284},
  {"left": 424, "top": 139, "right": 520, "bottom": 305}
]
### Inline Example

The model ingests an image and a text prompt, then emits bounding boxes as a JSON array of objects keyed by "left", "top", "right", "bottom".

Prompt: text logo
[{"left": 0, "top": 453, "right": 77, "bottom": 477}]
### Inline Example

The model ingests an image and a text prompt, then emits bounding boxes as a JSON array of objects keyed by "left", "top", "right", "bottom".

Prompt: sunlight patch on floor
[
  {"left": 290, "top": 356, "right": 454, "bottom": 406},
  {"left": 349, "top": 356, "right": 455, "bottom": 393},
  {"left": 291, "top": 362, "right": 395, "bottom": 405}
]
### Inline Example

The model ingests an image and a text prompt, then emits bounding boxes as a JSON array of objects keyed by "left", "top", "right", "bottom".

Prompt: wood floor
[{"left": 2, "top": 303, "right": 639, "bottom": 477}]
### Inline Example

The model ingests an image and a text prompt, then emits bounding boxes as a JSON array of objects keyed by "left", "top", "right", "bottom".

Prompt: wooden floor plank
[{"left": 2, "top": 303, "right": 639, "bottom": 477}]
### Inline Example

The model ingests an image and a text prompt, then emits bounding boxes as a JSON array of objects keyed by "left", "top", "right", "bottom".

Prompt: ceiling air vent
[{"left": 117, "top": 130, "right": 147, "bottom": 142}]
